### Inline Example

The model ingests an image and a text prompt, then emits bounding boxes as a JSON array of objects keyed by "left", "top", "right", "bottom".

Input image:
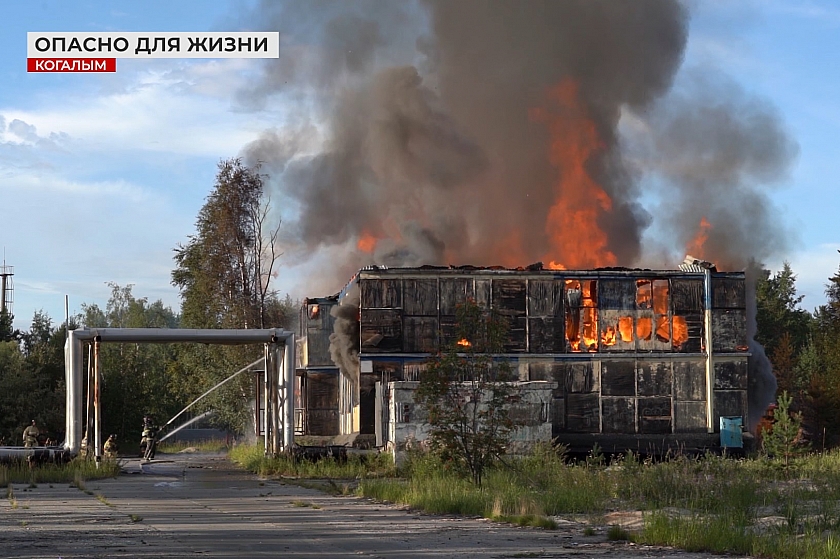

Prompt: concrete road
[{"left": 0, "top": 452, "right": 734, "bottom": 558}]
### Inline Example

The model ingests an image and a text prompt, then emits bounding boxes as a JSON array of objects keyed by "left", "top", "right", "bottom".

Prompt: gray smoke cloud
[
  {"left": 235, "top": 0, "right": 793, "bottom": 425},
  {"left": 239, "top": 0, "right": 796, "bottom": 278}
]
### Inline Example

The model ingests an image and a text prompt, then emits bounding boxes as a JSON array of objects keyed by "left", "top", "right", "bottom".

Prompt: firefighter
[
  {"left": 22, "top": 420, "right": 40, "bottom": 448},
  {"left": 141, "top": 416, "right": 158, "bottom": 461},
  {"left": 104, "top": 434, "right": 118, "bottom": 459}
]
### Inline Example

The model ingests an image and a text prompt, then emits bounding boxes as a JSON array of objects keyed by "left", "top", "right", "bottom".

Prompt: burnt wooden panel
[
  {"left": 403, "top": 279, "right": 438, "bottom": 316},
  {"left": 360, "top": 309, "right": 403, "bottom": 352},
  {"left": 475, "top": 279, "right": 491, "bottom": 309},
  {"left": 671, "top": 279, "right": 705, "bottom": 313},
  {"left": 714, "top": 390, "right": 747, "bottom": 424},
  {"left": 440, "top": 278, "right": 475, "bottom": 315},
  {"left": 528, "top": 279, "right": 564, "bottom": 316},
  {"left": 566, "top": 393, "right": 600, "bottom": 433},
  {"left": 637, "top": 361, "right": 672, "bottom": 397},
  {"left": 601, "top": 360, "right": 635, "bottom": 396},
  {"left": 492, "top": 279, "right": 527, "bottom": 316},
  {"left": 674, "top": 401, "right": 707, "bottom": 433},
  {"left": 361, "top": 279, "right": 402, "bottom": 309},
  {"left": 638, "top": 397, "right": 672, "bottom": 434},
  {"left": 564, "top": 362, "right": 599, "bottom": 394},
  {"left": 528, "top": 317, "right": 564, "bottom": 353},
  {"left": 714, "top": 360, "right": 748, "bottom": 390},
  {"left": 403, "top": 317, "right": 438, "bottom": 353},
  {"left": 673, "top": 361, "right": 706, "bottom": 401},
  {"left": 599, "top": 310, "right": 635, "bottom": 352},
  {"left": 598, "top": 279, "right": 636, "bottom": 310},
  {"left": 602, "top": 397, "right": 635, "bottom": 434},
  {"left": 553, "top": 398, "right": 566, "bottom": 433},
  {"left": 504, "top": 316, "right": 527, "bottom": 353},
  {"left": 712, "top": 310, "right": 747, "bottom": 352},
  {"left": 712, "top": 277, "right": 746, "bottom": 309}
]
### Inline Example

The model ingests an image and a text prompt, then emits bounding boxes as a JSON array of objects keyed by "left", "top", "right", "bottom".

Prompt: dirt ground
[{"left": 0, "top": 452, "right": 744, "bottom": 558}]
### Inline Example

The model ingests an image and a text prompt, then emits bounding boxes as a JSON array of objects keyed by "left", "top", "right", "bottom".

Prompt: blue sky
[{"left": 1, "top": 0, "right": 838, "bottom": 331}]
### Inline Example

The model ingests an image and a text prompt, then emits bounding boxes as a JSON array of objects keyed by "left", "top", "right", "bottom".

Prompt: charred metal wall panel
[
  {"left": 403, "top": 279, "right": 438, "bottom": 316},
  {"left": 674, "top": 401, "right": 707, "bottom": 433},
  {"left": 563, "top": 362, "right": 599, "bottom": 394},
  {"left": 602, "top": 397, "right": 635, "bottom": 434},
  {"left": 304, "top": 372, "right": 339, "bottom": 436},
  {"left": 712, "top": 310, "right": 747, "bottom": 352},
  {"left": 601, "top": 360, "right": 635, "bottom": 396},
  {"left": 566, "top": 393, "right": 600, "bottom": 432},
  {"left": 598, "top": 279, "right": 636, "bottom": 310},
  {"left": 714, "top": 360, "right": 748, "bottom": 390},
  {"left": 713, "top": 277, "right": 746, "bottom": 309},
  {"left": 302, "top": 301, "right": 337, "bottom": 367},
  {"left": 638, "top": 397, "right": 672, "bottom": 434},
  {"left": 361, "top": 279, "right": 402, "bottom": 309},
  {"left": 440, "top": 278, "right": 475, "bottom": 315},
  {"left": 673, "top": 361, "right": 706, "bottom": 401},
  {"left": 637, "top": 361, "right": 672, "bottom": 397},
  {"left": 528, "top": 279, "right": 565, "bottom": 316},
  {"left": 403, "top": 317, "right": 438, "bottom": 353},
  {"left": 528, "top": 317, "right": 565, "bottom": 353},
  {"left": 360, "top": 309, "right": 402, "bottom": 352},
  {"left": 672, "top": 279, "right": 705, "bottom": 312}
]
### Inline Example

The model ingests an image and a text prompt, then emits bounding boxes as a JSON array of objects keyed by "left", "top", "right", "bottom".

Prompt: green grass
[
  {"left": 156, "top": 438, "right": 229, "bottom": 454},
  {"left": 229, "top": 444, "right": 396, "bottom": 479},
  {"left": 0, "top": 458, "right": 120, "bottom": 485},
  {"left": 229, "top": 442, "right": 840, "bottom": 558}
]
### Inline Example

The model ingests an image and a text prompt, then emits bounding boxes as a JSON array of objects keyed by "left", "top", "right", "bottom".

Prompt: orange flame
[
  {"left": 686, "top": 217, "right": 712, "bottom": 260},
  {"left": 636, "top": 317, "right": 652, "bottom": 341},
  {"left": 602, "top": 325, "right": 617, "bottom": 346},
  {"left": 357, "top": 231, "right": 378, "bottom": 253},
  {"left": 672, "top": 316, "right": 688, "bottom": 349},
  {"left": 618, "top": 316, "right": 634, "bottom": 342},
  {"left": 532, "top": 79, "right": 618, "bottom": 269},
  {"left": 457, "top": 338, "right": 471, "bottom": 347}
]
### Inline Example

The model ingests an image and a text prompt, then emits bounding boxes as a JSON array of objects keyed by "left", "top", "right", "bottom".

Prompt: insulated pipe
[
  {"left": 704, "top": 268, "right": 715, "bottom": 433},
  {"left": 93, "top": 338, "right": 102, "bottom": 466},
  {"left": 63, "top": 328, "right": 294, "bottom": 455},
  {"left": 283, "top": 334, "right": 295, "bottom": 451},
  {"left": 64, "top": 330, "right": 85, "bottom": 454},
  {"left": 264, "top": 345, "right": 271, "bottom": 456},
  {"left": 271, "top": 345, "right": 279, "bottom": 455}
]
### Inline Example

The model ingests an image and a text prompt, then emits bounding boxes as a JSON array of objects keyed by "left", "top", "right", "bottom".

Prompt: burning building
[{"left": 296, "top": 256, "right": 751, "bottom": 454}]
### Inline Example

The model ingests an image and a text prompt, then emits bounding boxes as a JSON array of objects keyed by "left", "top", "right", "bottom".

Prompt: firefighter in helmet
[
  {"left": 104, "top": 434, "right": 118, "bottom": 458},
  {"left": 22, "top": 420, "right": 40, "bottom": 448},
  {"left": 141, "top": 415, "right": 158, "bottom": 460}
]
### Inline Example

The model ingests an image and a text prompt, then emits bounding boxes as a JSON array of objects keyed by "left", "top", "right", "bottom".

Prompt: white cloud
[{"left": 2, "top": 59, "right": 285, "bottom": 159}]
